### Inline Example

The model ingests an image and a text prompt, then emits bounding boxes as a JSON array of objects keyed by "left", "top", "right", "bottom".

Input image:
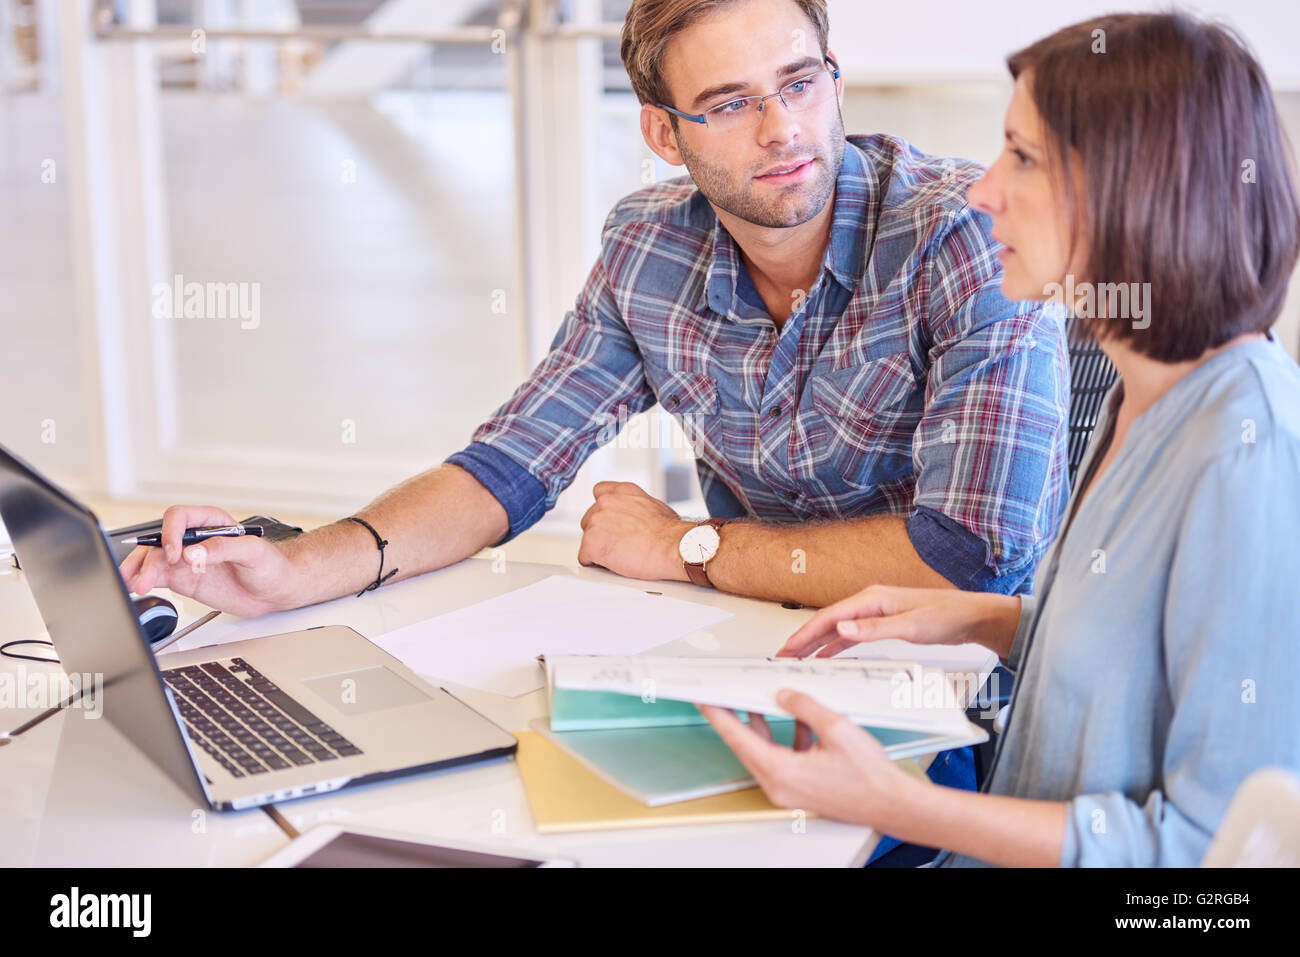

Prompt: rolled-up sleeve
[
  {"left": 446, "top": 251, "right": 655, "bottom": 544},
  {"left": 907, "top": 210, "right": 1070, "bottom": 594},
  {"left": 1060, "top": 442, "right": 1300, "bottom": 866}
]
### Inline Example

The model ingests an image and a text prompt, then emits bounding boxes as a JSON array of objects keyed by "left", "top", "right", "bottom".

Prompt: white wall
[{"left": 826, "top": 0, "right": 1300, "bottom": 89}]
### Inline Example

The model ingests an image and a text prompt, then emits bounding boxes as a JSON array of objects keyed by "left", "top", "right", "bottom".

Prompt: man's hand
[
  {"left": 577, "top": 482, "right": 693, "bottom": 582},
  {"left": 698, "top": 690, "right": 922, "bottom": 830},
  {"left": 117, "top": 505, "right": 307, "bottom": 618}
]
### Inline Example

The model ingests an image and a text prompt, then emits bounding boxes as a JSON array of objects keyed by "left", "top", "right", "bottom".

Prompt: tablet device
[{"left": 259, "top": 824, "right": 576, "bottom": 868}]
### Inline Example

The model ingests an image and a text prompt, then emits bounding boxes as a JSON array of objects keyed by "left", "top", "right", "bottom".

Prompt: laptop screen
[{"left": 0, "top": 442, "right": 210, "bottom": 807}]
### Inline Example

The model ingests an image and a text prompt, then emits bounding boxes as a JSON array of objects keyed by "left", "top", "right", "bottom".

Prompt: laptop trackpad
[{"left": 300, "top": 665, "right": 435, "bottom": 716}]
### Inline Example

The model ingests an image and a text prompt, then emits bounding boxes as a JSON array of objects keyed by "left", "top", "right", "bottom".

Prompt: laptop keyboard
[{"left": 161, "top": 657, "right": 363, "bottom": 778}]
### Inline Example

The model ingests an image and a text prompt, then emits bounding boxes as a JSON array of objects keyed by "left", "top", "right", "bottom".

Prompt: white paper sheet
[
  {"left": 835, "top": 638, "right": 997, "bottom": 674},
  {"left": 370, "top": 575, "right": 735, "bottom": 697},
  {"left": 549, "top": 655, "right": 972, "bottom": 734}
]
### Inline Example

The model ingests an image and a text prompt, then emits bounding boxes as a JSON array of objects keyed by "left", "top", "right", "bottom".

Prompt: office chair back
[{"left": 1065, "top": 330, "right": 1119, "bottom": 487}]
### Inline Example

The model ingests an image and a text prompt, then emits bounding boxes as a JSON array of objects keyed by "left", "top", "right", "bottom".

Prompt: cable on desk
[
  {"left": 0, "top": 639, "right": 59, "bottom": 664},
  {"left": 0, "top": 689, "right": 87, "bottom": 747},
  {"left": 0, "top": 609, "right": 222, "bottom": 744},
  {"left": 262, "top": 804, "right": 300, "bottom": 839},
  {"left": 1, "top": 609, "right": 221, "bottom": 667}
]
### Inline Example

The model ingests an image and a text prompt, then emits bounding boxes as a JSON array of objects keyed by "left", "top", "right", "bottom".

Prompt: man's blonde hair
[{"left": 620, "top": 0, "right": 831, "bottom": 109}]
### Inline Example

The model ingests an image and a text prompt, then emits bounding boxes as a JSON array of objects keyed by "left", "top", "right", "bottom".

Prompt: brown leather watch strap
[
  {"left": 682, "top": 519, "right": 726, "bottom": 588},
  {"left": 685, "top": 562, "right": 712, "bottom": 588}
]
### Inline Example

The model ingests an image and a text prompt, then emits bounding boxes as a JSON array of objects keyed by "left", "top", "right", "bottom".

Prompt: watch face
[{"left": 679, "top": 524, "right": 720, "bottom": 565}]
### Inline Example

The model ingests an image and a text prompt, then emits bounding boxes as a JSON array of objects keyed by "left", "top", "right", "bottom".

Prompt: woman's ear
[{"left": 640, "top": 103, "right": 685, "bottom": 167}]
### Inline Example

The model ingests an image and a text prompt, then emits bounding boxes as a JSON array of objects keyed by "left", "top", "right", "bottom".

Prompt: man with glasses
[
  {"left": 127, "top": 0, "right": 1068, "bottom": 655},
  {"left": 122, "top": 0, "right": 1068, "bottom": 863},
  {"left": 461, "top": 0, "right": 1069, "bottom": 609}
]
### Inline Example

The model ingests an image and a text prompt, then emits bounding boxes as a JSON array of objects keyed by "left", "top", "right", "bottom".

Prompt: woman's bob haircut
[{"left": 1008, "top": 12, "right": 1300, "bottom": 361}]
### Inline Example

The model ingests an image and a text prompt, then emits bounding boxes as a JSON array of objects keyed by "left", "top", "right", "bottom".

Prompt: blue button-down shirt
[{"left": 448, "top": 134, "right": 1070, "bottom": 593}]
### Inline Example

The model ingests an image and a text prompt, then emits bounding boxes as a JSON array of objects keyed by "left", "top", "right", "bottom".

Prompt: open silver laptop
[{"left": 0, "top": 442, "right": 517, "bottom": 810}]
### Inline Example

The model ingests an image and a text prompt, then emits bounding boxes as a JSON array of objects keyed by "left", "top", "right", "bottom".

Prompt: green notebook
[
  {"left": 551, "top": 687, "right": 712, "bottom": 730},
  {"left": 539, "top": 654, "right": 989, "bottom": 806},
  {"left": 533, "top": 717, "right": 944, "bottom": 806}
]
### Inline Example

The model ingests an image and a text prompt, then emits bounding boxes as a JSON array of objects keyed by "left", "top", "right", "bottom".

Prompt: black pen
[{"left": 120, "top": 524, "right": 265, "bottom": 547}]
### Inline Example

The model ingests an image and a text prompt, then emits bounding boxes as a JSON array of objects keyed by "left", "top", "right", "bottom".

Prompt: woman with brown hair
[{"left": 701, "top": 11, "right": 1300, "bottom": 866}]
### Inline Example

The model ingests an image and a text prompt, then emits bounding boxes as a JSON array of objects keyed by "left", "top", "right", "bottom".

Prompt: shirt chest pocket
[
  {"left": 801, "top": 353, "right": 921, "bottom": 483},
  {"left": 658, "top": 368, "right": 719, "bottom": 414},
  {"left": 653, "top": 368, "right": 723, "bottom": 457}
]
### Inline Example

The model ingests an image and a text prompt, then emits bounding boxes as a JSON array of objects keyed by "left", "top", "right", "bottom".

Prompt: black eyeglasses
[{"left": 658, "top": 56, "right": 841, "bottom": 133}]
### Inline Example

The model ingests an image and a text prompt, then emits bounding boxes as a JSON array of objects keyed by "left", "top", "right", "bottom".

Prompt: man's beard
[{"left": 677, "top": 109, "right": 846, "bottom": 229}]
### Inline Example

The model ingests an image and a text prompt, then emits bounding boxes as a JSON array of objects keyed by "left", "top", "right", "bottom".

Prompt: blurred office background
[{"left": 2, "top": 0, "right": 1299, "bottom": 543}]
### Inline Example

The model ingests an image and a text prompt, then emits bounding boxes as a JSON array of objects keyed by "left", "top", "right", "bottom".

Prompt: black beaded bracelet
[{"left": 346, "top": 516, "right": 399, "bottom": 597}]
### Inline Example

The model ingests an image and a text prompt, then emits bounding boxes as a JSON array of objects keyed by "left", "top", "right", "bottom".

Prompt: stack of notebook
[{"left": 515, "top": 655, "right": 987, "bottom": 832}]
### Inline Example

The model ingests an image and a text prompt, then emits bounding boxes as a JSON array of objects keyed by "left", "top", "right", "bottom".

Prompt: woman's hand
[
  {"left": 698, "top": 690, "right": 922, "bottom": 831},
  {"left": 778, "top": 584, "right": 1021, "bottom": 660},
  {"left": 703, "top": 690, "right": 1069, "bottom": 865}
]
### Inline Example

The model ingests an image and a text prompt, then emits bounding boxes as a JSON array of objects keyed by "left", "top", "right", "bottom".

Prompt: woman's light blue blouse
[{"left": 940, "top": 337, "right": 1300, "bottom": 867}]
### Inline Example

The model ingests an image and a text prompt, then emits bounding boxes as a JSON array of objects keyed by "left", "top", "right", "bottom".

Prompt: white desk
[
  {"left": 0, "top": 555, "right": 992, "bottom": 867},
  {"left": 0, "top": 560, "right": 287, "bottom": 866}
]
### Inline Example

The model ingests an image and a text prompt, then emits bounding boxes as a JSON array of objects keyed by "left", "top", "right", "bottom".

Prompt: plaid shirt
[{"left": 448, "top": 135, "right": 1070, "bottom": 593}]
